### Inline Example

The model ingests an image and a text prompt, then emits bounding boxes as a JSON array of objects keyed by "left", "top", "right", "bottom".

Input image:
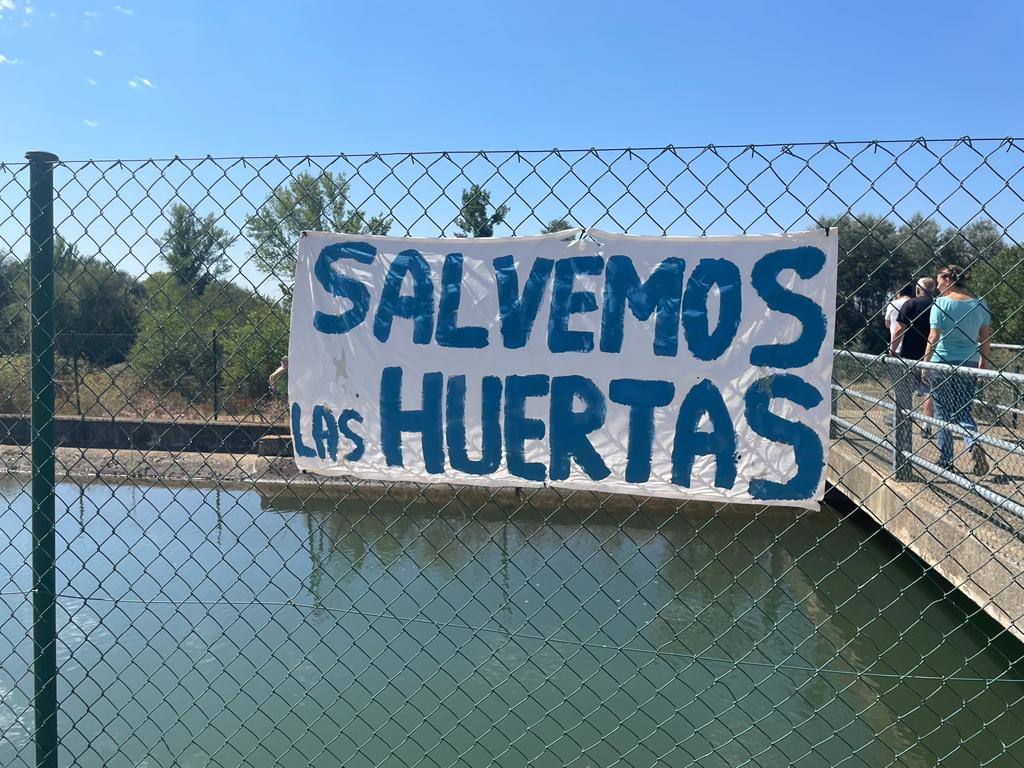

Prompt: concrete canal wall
[
  {"left": 828, "top": 440, "right": 1024, "bottom": 644},
  {"left": 0, "top": 414, "right": 286, "bottom": 455}
]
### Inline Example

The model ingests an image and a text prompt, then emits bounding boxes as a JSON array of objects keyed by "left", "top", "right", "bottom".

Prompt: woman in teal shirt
[{"left": 923, "top": 265, "right": 991, "bottom": 473}]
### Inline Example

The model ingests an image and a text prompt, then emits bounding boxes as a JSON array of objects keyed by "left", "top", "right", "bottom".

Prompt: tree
[
  {"left": 55, "top": 256, "right": 141, "bottom": 366},
  {"left": 455, "top": 184, "right": 509, "bottom": 238},
  {"left": 895, "top": 215, "right": 1006, "bottom": 276},
  {"left": 819, "top": 213, "right": 912, "bottom": 352},
  {"left": 0, "top": 236, "right": 141, "bottom": 364},
  {"left": 970, "top": 246, "right": 1024, "bottom": 346},
  {"left": 541, "top": 218, "right": 573, "bottom": 233},
  {"left": 160, "top": 204, "right": 235, "bottom": 296},
  {"left": 129, "top": 273, "right": 258, "bottom": 400},
  {"left": 221, "top": 305, "right": 289, "bottom": 400},
  {"left": 818, "top": 213, "right": 1007, "bottom": 352},
  {"left": 245, "top": 172, "right": 392, "bottom": 296},
  {"left": 936, "top": 219, "right": 1005, "bottom": 266},
  {"left": 54, "top": 234, "right": 82, "bottom": 270},
  {"left": 0, "top": 254, "right": 26, "bottom": 355}
]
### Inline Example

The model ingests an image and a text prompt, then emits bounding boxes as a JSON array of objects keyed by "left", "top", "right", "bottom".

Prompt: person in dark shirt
[
  {"left": 893, "top": 278, "right": 935, "bottom": 359},
  {"left": 891, "top": 277, "right": 936, "bottom": 435}
]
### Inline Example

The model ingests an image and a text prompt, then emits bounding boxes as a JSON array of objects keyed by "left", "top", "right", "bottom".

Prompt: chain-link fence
[{"left": 2, "top": 137, "right": 1024, "bottom": 768}]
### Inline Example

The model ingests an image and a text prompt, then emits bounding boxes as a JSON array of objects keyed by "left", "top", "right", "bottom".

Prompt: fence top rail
[
  {"left": 5, "top": 135, "right": 1023, "bottom": 166},
  {"left": 992, "top": 343, "right": 1024, "bottom": 351},
  {"left": 835, "top": 350, "right": 1024, "bottom": 385}
]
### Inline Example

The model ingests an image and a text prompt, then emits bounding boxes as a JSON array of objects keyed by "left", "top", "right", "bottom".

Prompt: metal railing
[
  {"left": 833, "top": 350, "right": 1024, "bottom": 517},
  {"left": 2, "top": 138, "right": 1024, "bottom": 768}
]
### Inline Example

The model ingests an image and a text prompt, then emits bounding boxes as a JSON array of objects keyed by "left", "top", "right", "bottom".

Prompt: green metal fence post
[{"left": 27, "top": 149, "right": 59, "bottom": 768}]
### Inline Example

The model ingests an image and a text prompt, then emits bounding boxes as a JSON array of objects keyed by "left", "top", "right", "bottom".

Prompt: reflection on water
[{"left": 1, "top": 477, "right": 1023, "bottom": 767}]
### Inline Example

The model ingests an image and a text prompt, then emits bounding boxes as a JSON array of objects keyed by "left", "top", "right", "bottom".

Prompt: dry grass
[{"left": 0, "top": 355, "right": 289, "bottom": 424}]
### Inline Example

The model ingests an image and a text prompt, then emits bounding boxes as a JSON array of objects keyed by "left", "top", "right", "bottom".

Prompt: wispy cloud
[
  {"left": 0, "top": 1, "right": 15, "bottom": 11},
  {"left": 83, "top": 10, "right": 98, "bottom": 17},
  {"left": 114, "top": 5, "right": 133, "bottom": 15},
  {"left": 0, "top": 54, "right": 19, "bottom": 65},
  {"left": 93, "top": 49, "right": 104, "bottom": 57},
  {"left": 24, "top": 3, "right": 34, "bottom": 14},
  {"left": 85, "top": 77, "right": 97, "bottom": 86},
  {"left": 83, "top": 120, "right": 99, "bottom": 128},
  {"left": 128, "top": 76, "right": 155, "bottom": 89}
]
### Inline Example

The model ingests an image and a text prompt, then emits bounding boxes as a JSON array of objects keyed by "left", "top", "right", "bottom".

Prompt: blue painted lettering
[
  {"left": 609, "top": 379, "right": 675, "bottom": 483},
  {"left": 312, "top": 241, "right": 376, "bottom": 335},
  {"left": 548, "top": 256, "right": 604, "bottom": 353},
  {"left": 290, "top": 402, "right": 317, "bottom": 458},
  {"left": 493, "top": 255, "right": 555, "bottom": 349},
  {"left": 549, "top": 375, "right": 610, "bottom": 481},
  {"left": 373, "top": 249, "right": 435, "bottom": 344},
  {"left": 671, "top": 380, "right": 736, "bottom": 489},
  {"left": 446, "top": 374, "right": 502, "bottom": 474},
  {"left": 437, "top": 253, "right": 488, "bottom": 348},
  {"left": 749, "top": 247, "right": 827, "bottom": 368},
  {"left": 744, "top": 374, "right": 824, "bottom": 500},
  {"left": 504, "top": 374, "right": 550, "bottom": 481},
  {"left": 338, "top": 408, "right": 365, "bottom": 461},
  {"left": 682, "top": 258, "right": 742, "bottom": 361},
  {"left": 311, "top": 404, "right": 339, "bottom": 461},
  {"left": 601, "top": 255, "right": 684, "bottom": 357},
  {"left": 379, "top": 366, "right": 444, "bottom": 473}
]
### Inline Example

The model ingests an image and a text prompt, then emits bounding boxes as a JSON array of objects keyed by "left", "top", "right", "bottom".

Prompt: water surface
[{"left": 1, "top": 478, "right": 1022, "bottom": 767}]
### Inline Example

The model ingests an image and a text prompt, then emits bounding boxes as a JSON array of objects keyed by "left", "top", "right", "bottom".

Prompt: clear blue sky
[{"left": 0, "top": 0, "right": 1021, "bottom": 161}]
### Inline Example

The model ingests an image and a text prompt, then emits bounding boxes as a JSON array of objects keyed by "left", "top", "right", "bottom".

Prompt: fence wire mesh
[{"left": 1, "top": 137, "right": 1024, "bottom": 767}]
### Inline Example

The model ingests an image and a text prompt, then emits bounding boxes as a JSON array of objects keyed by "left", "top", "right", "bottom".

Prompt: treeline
[
  {"left": 822, "top": 214, "right": 1022, "bottom": 352},
  {"left": 0, "top": 240, "right": 289, "bottom": 410},
  {"left": 0, "top": 173, "right": 1021, "bottom": 417}
]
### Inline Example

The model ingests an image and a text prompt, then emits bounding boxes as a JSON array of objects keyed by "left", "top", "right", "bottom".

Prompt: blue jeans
[{"left": 930, "top": 364, "right": 978, "bottom": 467}]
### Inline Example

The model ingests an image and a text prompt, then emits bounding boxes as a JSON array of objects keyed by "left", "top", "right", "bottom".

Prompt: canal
[{"left": 2, "top": 478, "right": 1023, "bottom": 767}]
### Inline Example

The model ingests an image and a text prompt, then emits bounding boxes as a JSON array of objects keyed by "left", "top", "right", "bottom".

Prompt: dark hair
[
  {"left": 939, "top": 264, "right": 971, "bottom": 286},
  {"left": 898, "top": 283, "right": 916, "bottom": 298}
]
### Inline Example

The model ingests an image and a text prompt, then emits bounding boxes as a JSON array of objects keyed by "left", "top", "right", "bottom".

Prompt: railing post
[
  {"left": 1013, "top": 362, "right": 1020, "bottom": 430},
  {"left": 212, "top": 332, "right": 220, "bottom": 421},
  {"left": 27, "top": 150, "right": 59, "bottom": 768},
  {"left": 71, "top": 332, "right": 81, "bottom": 416},
  {"left": 830, "top": 378, "right": 839, "bottom": 439},
  {"left": 891, "top": 357, "right": 913, "bottom": 482}
]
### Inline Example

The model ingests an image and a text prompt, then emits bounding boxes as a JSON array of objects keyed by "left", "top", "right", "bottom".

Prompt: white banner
[{"left": 289, "top": 228, "right": 837, "bottom": 508}]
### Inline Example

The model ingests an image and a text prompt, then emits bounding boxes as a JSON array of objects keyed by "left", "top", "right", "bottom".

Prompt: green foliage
[
  {"left": 160, "top": 204, "right": 235, "bottom": 296},
  {"left": 0, "top": 236, "right": 141, "bottom": 364},
  {"left": 0, "top": 354, "right": 29, "bottom": 413},
  {"left": 221, "top": 305, "right": 289, "bottom": 400},
  {"left": 896, "top": 214, "right": 1005, "bottom": 271},
  {"left": 819, "top": 214, "right": 911, "bottom": 352},
  {"left": 130, "top": 274, "right": 253, "bottom": 399},
  {"left": 55, "top": 255, "right": 142, "bottom": 366},
  {"left": 0, "top": 256, "right": 26, "bottom": 355},
  {"left": 817, "top": 214, "right": 1008, "bottom": 352},
  {"left": 245, "top": 172, "right": 392, "bottom": 296},
  {"left": 130, "top": 273, "right": 288, "bottom": 404},
  {"left": 455, "top": 184, "right": 509, "bottom": 238},
  {"left": 971, "top": 247, "right": 1024, "bottom": 345},
  {"left": 53, "top": 233, "right": 82, "bottom": 270},
  {"left": 541, "top": 218, "right": 573, "bottom": 234}
]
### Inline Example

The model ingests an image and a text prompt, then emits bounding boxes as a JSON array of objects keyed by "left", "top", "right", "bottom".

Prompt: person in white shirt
[
  {"left": 882, "top": 283, "right": 916, "bottom": 427},
  {"left": 884, "top": 283, "right": 916, "bottom": 353}
]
